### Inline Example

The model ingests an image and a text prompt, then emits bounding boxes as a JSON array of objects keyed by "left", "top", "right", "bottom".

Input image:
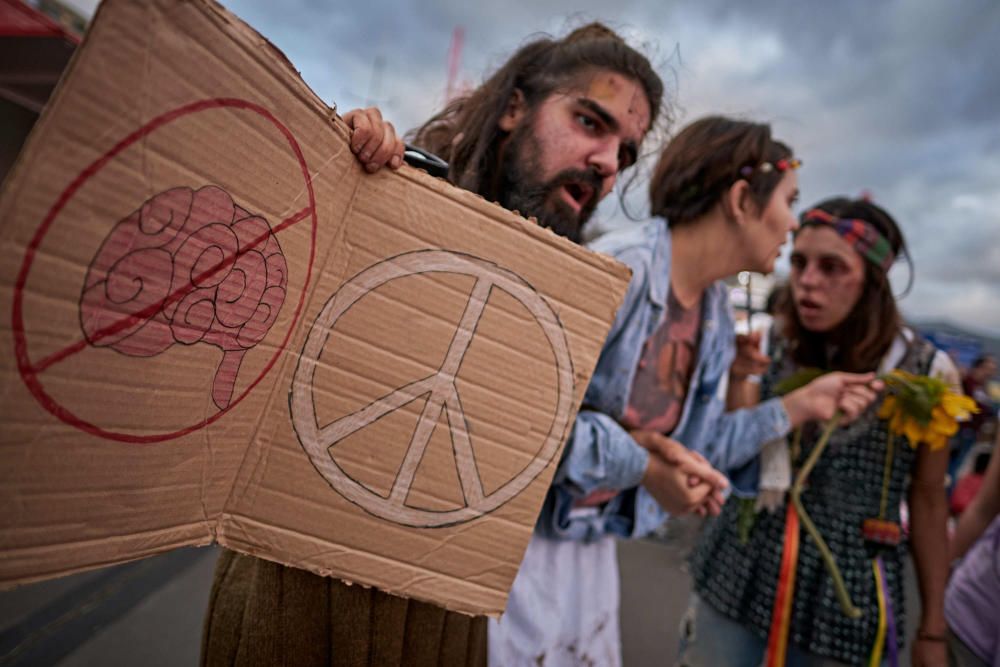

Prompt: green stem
[{"left": 790, "top": 412, "right": 863, "bottom": 619}]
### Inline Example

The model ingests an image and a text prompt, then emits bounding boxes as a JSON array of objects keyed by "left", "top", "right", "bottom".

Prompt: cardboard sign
[{"left": 0, "top": 0, "right": 630, "bottom": 616}]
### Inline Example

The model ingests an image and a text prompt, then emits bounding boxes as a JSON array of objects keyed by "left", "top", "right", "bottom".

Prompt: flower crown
[{"left": 739, "top": 157, "right": 802, "bottom": 178}]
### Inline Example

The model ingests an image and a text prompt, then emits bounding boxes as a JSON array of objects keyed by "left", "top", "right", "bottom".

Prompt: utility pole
[{"left": 445, "top": 26, "right": 464, "bottom": 102}]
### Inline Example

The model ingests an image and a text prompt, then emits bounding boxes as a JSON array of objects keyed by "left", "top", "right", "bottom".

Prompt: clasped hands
[
  {"left": 572, "top": 433, "right": 727, "bottom": 516},
  {"left": 633, "top": 431, "right": 728, "bottom": 517}
]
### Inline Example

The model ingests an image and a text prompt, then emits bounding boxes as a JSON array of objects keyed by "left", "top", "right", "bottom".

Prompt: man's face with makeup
[{"left": 498, "top": 69, "right": 652, "bottom": 242}]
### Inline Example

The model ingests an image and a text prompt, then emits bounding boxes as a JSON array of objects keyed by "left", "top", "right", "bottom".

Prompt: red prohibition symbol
[
  {"left": 290, "top": 250, "right": 575, "bottom": 528},
  {"left": 11, "top": 99, "right": 318, "bottom": 443}
]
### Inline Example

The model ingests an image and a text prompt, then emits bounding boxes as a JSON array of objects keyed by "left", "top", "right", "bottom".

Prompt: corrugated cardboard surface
[{"left": 0, "top": 0, "right": 630, "bottom": 616}]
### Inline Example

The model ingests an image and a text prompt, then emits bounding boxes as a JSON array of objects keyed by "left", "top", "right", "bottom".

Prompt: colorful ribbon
[
  {"left": 869, "top": 559, "right": 887, "bottom": 667},
  {"left": 765, "top": 503, "right": 800, "bottom": 667},
  {"left": 801, "top": 208, "right": 895, "bottom": 272},
  {"left": 870, "top": 556, "right": 899, "bottom": 667}
]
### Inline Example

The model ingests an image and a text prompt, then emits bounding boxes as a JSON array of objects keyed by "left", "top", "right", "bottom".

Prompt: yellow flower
[
  {"left": 931, "top": 406, "right": 959, "bottom": 436},
  {"left": 877, "top": 395, "right": 896, "bottom": 420},
  {"left": 878, "top": 369, "right": 979, "bottom": 451},
  {"left": 941, "top": 392, "right": 976, "bottom": 421}
]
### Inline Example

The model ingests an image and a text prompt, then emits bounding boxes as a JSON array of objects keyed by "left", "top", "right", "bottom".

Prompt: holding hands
[
  {"left": 633, "top": 430, "right": 728, "bottom": 517},
  {"left": 576, "top": 432, "right": 729, "bottom": 517}
]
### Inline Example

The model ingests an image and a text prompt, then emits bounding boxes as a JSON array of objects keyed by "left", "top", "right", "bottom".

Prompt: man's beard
[{"left": 496, "top": 126, "right": 602, "bottom": 244}]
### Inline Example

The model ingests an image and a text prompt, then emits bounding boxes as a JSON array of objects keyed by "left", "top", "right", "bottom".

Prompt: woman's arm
[
  {"left": 908, "top": 445, "right": 950, "bottom": 665},
  {"left": 950, "top": 433, "right": 1000, "bottom": 560},
  {"left": 726, "top": 331, "right": 768, "bottom": 410}
]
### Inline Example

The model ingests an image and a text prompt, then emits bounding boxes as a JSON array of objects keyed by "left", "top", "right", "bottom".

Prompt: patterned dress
[{"left": 690, "top": 336, "right": 936, "bottom": 666}]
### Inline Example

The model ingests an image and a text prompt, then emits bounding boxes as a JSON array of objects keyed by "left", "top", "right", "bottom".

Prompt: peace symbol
[{"left": 290, "top": 250, "right": 574, "bottom": 527}]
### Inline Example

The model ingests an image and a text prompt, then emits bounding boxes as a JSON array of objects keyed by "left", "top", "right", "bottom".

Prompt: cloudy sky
[{"left": 68, "top": 0, "right": 1000, "bottom": 334}]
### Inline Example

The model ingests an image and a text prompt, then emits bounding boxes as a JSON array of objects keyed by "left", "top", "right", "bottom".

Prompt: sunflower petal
[
  {"left": 926, "top": 433, "right": 948, "bottom": 451},
  {"left": 890, "top": 412, "right": 905, "bottom": 436},
  {"left": 944, "top": 393, "right": 978, "bottom": 421},
  {"left": 904, "top": 418, "right": 924, "bottom": 448}
]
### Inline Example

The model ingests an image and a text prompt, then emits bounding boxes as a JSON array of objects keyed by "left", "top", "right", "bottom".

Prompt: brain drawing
[{"left": 80, "top": 185, "right": 288, "bottom": 410}]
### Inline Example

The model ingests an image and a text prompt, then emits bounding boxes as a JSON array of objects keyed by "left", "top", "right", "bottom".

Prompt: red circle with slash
[{"left": 11, "top": 98, "right": 318, "bottom": 443}]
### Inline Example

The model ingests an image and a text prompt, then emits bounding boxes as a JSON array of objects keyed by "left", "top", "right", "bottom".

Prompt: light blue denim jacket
[{"left": 537, "top": 220, "right": 790, "bottom": 542}]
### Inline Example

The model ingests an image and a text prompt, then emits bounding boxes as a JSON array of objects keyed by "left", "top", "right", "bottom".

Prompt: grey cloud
[{"left": 75, "top": 0, "right": 1000, "bottom": 333}]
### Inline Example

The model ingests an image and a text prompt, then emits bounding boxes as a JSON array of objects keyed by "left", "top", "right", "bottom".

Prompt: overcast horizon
[{"left": 65, "top": 0, "right": 1000, "bottom": 336}]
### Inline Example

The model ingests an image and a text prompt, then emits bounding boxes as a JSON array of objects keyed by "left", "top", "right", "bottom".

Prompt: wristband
[{"left": 916, "top": 629, "right": 947, "bottom": 643}]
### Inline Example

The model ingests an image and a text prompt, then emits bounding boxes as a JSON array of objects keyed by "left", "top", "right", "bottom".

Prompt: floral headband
[
  {"left": 680, "top": 157, "right": 803, "bottom": 203},
  {"left": 739, "top": 157, "right": 802, "bottom": 178},
  {"left": 800, "top": 208, "right": 896, "bottom": 272}
]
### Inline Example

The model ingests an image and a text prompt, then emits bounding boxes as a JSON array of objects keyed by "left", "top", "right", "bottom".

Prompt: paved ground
[
  {"left": 0, "top": 548, "right": 214, "bottom": 667},
  {"left": 0, "top": 520, "right": 920, "bottom": 666}
]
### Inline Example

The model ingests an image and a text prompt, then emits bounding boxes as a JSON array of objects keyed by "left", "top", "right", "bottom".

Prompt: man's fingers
[
  {"left": 356, "top": 108, "right": 386, "bottom": 165},
  {"left": 344, "top": 109, "right": 372, "bottom": 153},
  {"left": 343, "top": 107, "right": 404, "bottom": 173},
  {"left": 346, "top": 107, "right": 384, "bottom": 162},
  {"left": 708, "top": 468, "right": 730, "bottom": 491},
  {"left": 676, "top": 457, "right": 729, "bottom": 491},
  {"left": 688, "top": 449, "right": 710, "bottom": 466},
  {"left": 367, "top": 121, "right": 403, "bottom": 172},
  {"left": 682, "top": 482, "right": 712, "bottom": 512}
]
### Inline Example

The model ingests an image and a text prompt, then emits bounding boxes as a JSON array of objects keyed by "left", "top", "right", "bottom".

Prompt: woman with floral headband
[
  {"left": 687, "top": 197, "right": 963, "bottom": 667},
  {"left": 491, "top": 117, "right": 881, "bottom": 666}
]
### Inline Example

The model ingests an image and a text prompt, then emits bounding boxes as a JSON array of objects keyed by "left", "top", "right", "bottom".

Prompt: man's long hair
[{"left": 408, "top": 23, "right": 663, "bottom": 201}]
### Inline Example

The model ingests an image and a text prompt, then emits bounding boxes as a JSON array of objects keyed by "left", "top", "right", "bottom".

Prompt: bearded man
[{"left": 202, "top": 23, "right": 723, "bottom": 667}]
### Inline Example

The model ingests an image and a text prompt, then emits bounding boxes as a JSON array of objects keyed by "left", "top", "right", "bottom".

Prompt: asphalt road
[{"left": 0, "top": 518, "right": 920, "bottom": 666}]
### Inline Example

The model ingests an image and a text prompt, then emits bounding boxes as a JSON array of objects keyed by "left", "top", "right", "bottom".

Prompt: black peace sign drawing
[{"left": 290, "top": 250, "right": 575, "bottom": 528}]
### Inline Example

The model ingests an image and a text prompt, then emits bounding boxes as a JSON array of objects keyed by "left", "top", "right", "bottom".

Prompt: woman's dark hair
[
  {"left": 766, "top": 282, "right": 790, "bottom": 316},
  {"left": 783, "top": 197, "right": 909, "bottom": 373},
  {"left": 408, "top": 23, "right": 664, "bottom": 200},
  {"left": 649, "top": 116, "right": 792, "bottom": 227},
  {"left": 972, "top": 354, "right": 995, "bottom": 370}
]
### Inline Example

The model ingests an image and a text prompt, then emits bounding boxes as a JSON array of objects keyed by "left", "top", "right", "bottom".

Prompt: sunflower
[{"left": 877, "top": 369, "right": 978, "bottom": 450}]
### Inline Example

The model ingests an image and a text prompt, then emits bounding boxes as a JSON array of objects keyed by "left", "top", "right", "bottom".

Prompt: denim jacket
[{"left": 537, "top": 220, "right": 790, "bottom": 542}]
